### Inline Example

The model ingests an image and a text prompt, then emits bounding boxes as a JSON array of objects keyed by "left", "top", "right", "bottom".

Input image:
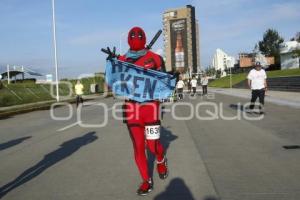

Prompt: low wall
[{"left": 233, "top": 76, "right": 300, "bottom": 92}]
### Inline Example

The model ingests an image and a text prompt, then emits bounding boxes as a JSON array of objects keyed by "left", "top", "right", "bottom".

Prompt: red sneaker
[
  {"left": 157, "top": 157, "right": 168, "bottom": 179},
  {"left": 136, "top": 178, "right": 153, "bottom": 196}
]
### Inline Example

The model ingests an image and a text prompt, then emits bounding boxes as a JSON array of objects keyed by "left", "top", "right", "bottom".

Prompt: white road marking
[
  {"left": 83, "top": 102, "right": 99, "bottom": 106},
  {"left": 57, "top": 121, "right": 80, "bottom": 132}
]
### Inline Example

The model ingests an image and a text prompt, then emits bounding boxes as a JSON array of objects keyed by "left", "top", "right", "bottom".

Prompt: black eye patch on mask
[
  {"left": 130, "top": 32, "right": 135, "bottom": 39},
  {"left": 138, "top": 31, "right": 144, "bottom": 40}
]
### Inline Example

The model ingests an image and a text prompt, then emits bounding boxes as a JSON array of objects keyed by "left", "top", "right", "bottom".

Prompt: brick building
[{"left": 238, "top": 53, "right": 274, "bottom": 68}]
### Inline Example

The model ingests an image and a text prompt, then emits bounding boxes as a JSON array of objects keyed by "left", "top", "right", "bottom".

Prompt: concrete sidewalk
[{"left": 210, "top": 88, "right": 300, "bottom": 108}]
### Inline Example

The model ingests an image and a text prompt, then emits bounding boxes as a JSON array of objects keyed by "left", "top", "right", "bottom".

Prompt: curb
[{"left": 0, "top": 96, "right": 99, "bottom": 119}]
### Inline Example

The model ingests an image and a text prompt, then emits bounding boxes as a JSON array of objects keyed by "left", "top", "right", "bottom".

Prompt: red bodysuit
[{"left": 118, "top": 27, "right": 166, "bottom": 181}]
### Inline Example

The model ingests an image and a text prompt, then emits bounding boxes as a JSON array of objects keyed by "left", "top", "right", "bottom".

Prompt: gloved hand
[
  {"left": 166, "top": 71, "right": 180, "bottom": 82},
  {"left": 101, "top": 47, "right": 119, "bottom": 60}
]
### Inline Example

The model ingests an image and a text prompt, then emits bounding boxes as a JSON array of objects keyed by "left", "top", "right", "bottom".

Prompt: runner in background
[
  {"left": 201, "top": 74, "right": 208, "bottom": 95},
  {"left": 187, "top": 78, "right": 192, "bottom": 93},
  {"left": 75, "top": 80, "right": 84, "bottom": 108},
  {"left": 191, "top": 76, "right": 197, "bottom": 96},
  {"left": 176, "top": 76, "right": 185, "bottom": 100}
]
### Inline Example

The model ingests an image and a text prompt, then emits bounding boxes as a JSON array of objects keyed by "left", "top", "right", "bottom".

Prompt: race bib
[{"left": 145, "top": 125, "right": 160, "bottom": 140}]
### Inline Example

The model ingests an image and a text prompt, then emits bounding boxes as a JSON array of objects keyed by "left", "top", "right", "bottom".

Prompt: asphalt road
[{"left": 0, "top": 92, "right": 300, "bottom": 200}]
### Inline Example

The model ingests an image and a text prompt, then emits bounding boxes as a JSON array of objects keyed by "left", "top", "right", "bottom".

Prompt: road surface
[{"left": 0, "top": 92, "right": 300, "bottom": 200}]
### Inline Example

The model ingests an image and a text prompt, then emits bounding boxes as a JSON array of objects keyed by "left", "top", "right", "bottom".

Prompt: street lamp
[
  {"left": 226, "top": 59, "right": 232, "bottom": 90},
  {"left": 230, "top": 66, "right": 232, "bottom": 90},
  {"left": 7, "top": 64, "right": 10, "bottom": 84},
  {"left": 51, "top": 0, "right": 59, "bottom": 102}
]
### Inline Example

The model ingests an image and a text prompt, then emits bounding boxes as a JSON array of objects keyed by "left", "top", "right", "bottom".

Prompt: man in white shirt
[
  {"left": 190, "top": 77, "right": 197, "bottom": 96},
  {"left": 201, "top": 74, "right": 209, "bottom": 95},
  {"left": 176, "top": 76, "right": 185, "bottom": 100},
  {"left": 247, "top": 62, "right": 268, "bottom": 114}
]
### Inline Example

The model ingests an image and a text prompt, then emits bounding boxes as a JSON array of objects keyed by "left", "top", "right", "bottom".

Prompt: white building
[
  {"left": 280, "top": 41, "right": 300, "bottom": 69},
  {"left": 212, "top": 49, "right": 235, "bottom": 75}
]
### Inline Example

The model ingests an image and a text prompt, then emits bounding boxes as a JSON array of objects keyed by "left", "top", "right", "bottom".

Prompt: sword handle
[{"left": 146, "top": 30, "right": 162, "bottom": 49}]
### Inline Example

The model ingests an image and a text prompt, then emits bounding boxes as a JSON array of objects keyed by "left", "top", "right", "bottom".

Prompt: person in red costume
[{"left": 117, "top": 27, "right": 168, "bottom": 196}]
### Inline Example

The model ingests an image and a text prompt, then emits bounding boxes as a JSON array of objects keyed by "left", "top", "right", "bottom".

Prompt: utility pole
[
  {"left": 21, "top": 65, "right": 24, "bottom": 81},
  {"left": 51, "top": 0, "right": 59, "bottom": 101},
  {"left": 7, "top": 64, "right": 10, "bottom": 84},
  {"left": 230, "top": 66, "right": 232, "bottom": 90}
]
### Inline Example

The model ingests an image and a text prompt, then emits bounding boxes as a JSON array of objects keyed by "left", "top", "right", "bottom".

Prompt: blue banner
[{"left": 105, "top": 59, "right": 176, "bottom": 102}]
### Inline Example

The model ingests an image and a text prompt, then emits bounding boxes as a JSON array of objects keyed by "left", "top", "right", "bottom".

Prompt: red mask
[{"left": 128, "top": 27, "right": 146, "bottom": 51}]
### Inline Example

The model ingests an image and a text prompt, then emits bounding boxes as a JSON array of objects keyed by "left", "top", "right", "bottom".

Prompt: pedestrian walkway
[{"left": 210, "top": 87, "right": 300, "bottom": 108}]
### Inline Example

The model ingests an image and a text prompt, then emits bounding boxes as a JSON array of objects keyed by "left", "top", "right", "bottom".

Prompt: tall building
[
  {"left": 212, "top": 49, "right": 235, "bottom": 72},
  {"left": 163, "top": 5, "right": 200, "bottom": 76}
]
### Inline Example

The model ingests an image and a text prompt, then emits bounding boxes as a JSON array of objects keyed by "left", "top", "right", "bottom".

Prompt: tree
[
  {"left": 215, "top": 69, "right": 222, "bottom": 79},
  {"left": 292, "top": 49, "right": 300, "bottom": 58},
  {"left": 295, "top": 32, "right": 300, "bottom": 42},
  {"left": 290, "top": 32, "right": 300, "bottom": 42},
  {"left": 258, "top": 29, "right": 284, "bottom": 66},
  {"left": 205, "top": 67, "right": 216, "bottom": 76}
]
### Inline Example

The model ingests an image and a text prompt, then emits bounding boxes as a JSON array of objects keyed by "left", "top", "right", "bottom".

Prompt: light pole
[
  {"left": 230, "top": 66, "right": 232, "bottom": 90},
  {"left": 51, "top": 0, "right": 59, "bottom": 102},
  {"left": 7, "top": 64, "right": 10, "bottom": 84},
  {"left": 226, "top": 59, "right": 232, "bottom": 91}
]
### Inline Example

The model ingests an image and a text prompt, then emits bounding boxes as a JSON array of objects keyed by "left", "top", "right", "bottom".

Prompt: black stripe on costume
[{"left": 144, "top": 121, "right": 161, "bottom": 126}]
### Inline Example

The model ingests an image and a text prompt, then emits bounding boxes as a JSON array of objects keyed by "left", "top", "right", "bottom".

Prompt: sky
[{"left": 0, "top": 0, "right": 299, "bottom": 79}]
